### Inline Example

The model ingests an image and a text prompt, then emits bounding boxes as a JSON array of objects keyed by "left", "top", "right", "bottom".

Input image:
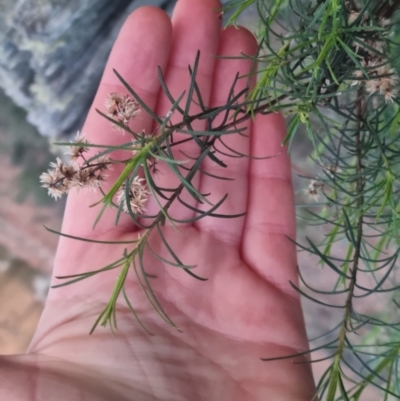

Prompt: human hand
[{"left": 0, "top": 1, "right": 315, "bottom": 400}]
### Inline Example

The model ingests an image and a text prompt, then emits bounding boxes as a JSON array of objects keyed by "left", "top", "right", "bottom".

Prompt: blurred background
[{"left": 0, "top": 88, "right": 61, "bottom": 353}]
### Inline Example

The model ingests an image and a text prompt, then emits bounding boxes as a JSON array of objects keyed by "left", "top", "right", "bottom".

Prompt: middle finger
[{"left": 140, "top": 0, "right": 222, "bottom": 224}]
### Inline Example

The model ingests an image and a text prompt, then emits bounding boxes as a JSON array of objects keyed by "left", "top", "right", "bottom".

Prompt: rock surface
[{"left": 0, "top": 0, "right": 176, "bottom": 137}]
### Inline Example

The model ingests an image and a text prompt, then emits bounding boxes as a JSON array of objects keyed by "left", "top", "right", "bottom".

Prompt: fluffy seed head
[
  {"left": 305, "top": 179, "right": 324, "bottom": 202},
  {"left": 70, "top": 166, "right": 105, "bottom": 190},
  {"left": 365, "top": 78, "right": 381, "bottom": 94},
  {"left": 66, "top": 131, "right": 90, "bottom": 162},
  {"left": 105, "top": 93, "right": 140, "bottom": 132},
  {"left": 383, "top": 87, "right": 398, "bottom": 103},
  {"left": 116, "top": 176, "right": 149, "bottom": 214},
  {"left": 40, "top": 158, "right": 78, "bottom": 200}
]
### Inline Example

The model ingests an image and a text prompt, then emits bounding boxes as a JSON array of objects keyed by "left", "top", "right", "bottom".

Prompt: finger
[
  {"left": 242, "top": 113, "right": 299, "bottom": 293},
  {"left": 140, "top": 0, "right": 222, "bottom": 224},
  {"left": 60, "top": 7, "right": 172, "bottom": 239},
  {"left": 195, "top": 26, "right": 257, "bottom": 247}
]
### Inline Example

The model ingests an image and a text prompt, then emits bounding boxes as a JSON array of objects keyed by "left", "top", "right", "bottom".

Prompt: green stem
[{"left": 328, "top": 87, "right": 365, "bottom": 397}]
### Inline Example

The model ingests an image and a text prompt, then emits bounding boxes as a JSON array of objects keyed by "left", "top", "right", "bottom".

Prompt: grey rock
[
  {"left": 0, "top": 0, "right": 238, "bottom": 137},
  {"left": 0, "top": 0, "right": 176, "bottom": 137}
]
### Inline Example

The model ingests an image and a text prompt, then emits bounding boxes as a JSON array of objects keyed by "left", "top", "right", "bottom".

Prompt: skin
[{"left": 0, "top": 1, "right": 316, "bottom": 400}]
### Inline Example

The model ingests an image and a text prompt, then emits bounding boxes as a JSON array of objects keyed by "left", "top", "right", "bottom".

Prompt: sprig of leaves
[
  {"left": 225, "top": 0, "right": 400, "bottom": 400},
  {"left": 47, "top": 50, "right": 277, "bottom": 334}
]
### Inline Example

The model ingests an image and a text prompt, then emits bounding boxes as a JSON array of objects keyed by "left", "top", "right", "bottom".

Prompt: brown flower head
[
  {"left": 70, "top": 164, "right": 108, "bottom": 191},
  {"left": 90, "top": 154, "right": 111, "bottom": 174},
  {"left": 66, "top": 131, "right": 90, "bottom": 162},
  {"left": 40, "top": 170, "right": 67, "bottom": 200},
  {"left": 305, "top": 179, "right": 324, "bottom": 202},
  {"left": 105, "top": 93, "right": 140, "bottom": 132},
  {"left": 116, "top": 176, "right": 149, "bottom": 214},
  {"left": 40, "top": 158, "right": 78, "bottom": 199},
  {"left": 382, "top": 87, "right": 398, "bottom": 103},
  {"left": 365, "top": 78, "right": 381, "bottom": 94},
  {"left": 361, "top": 63, "right": 399, "bottom": 102}
]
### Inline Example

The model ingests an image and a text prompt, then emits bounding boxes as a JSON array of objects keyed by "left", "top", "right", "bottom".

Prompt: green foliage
[{"left": 223, "top": 0, "right": 400, "bottom": 399}]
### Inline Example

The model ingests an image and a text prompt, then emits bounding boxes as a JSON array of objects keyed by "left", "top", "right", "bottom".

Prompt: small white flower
[
  {"left": 305, "top": 180, "right": 324, "bottom": 202},
  {"left": 70, "top": 166, "right": 104, "bottom": 191},
  {"left": 40, "top": 158, "right": 78, "bottom": 199},
  {"left": 365, "top": 79, "right": 381, "bottom": 94},
  {"left": 105, "top": 93, "right": 141, "bottom": 132},
  {"left": 116, "top": 176, "right": 149, "bottom": 214},
  {"left": 40, "top": 169, "right": 68, "bottom": 200},
  {"left": 66, "top": 131, "right": 90, "bottom": 162},
  {"left": 383, "top": 87, "right": 398, "bottom": 103}
]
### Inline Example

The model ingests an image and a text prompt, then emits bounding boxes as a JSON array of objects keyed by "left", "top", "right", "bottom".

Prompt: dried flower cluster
[
  {"left": 305, "top": 179, "right": 324, "bottom": 202},
  {"left": 40, "top": 132, "right": 111, "bottom": 200},
  {"left": 352, "top": 59, "right": 399, "bottom": 102},
  {"left": 41, "top": 94, "right": 151, "bottom": 215},
  {"left": 105, "top": 92, "right": 141, "bottom": 132},
  {"left": 66, "top": 131, "right": 90, "bottom": 162},
  {"left": 116, "top": 176, "right": 149, "bottom": 214},
  {"left": 347, "top": 4, "right": 398, "bottom": 103}
]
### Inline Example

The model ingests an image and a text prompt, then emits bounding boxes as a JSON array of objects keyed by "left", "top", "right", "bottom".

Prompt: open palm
[{"left": 1, "top": 1, "right": 315, "bottom": 400}]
